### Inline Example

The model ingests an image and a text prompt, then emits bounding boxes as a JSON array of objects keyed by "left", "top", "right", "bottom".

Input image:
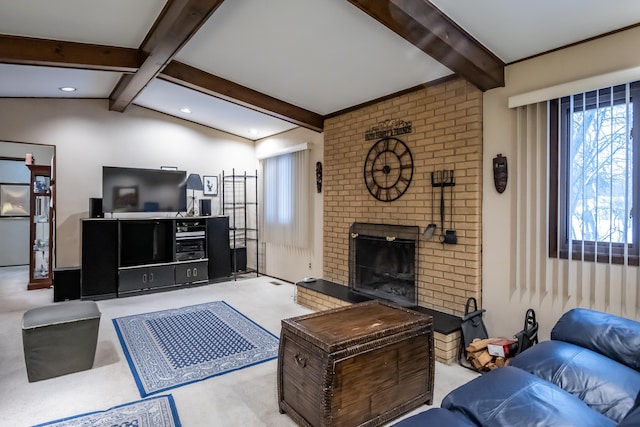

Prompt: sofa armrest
[
  {"left": 551, "top": 308, "right": 640, "bottom": 371},
  {"left": 510, "top": 340, "right": 640, "bottom": 422},
  {"left": 441, "top": 366, "right": 615, "bottom": 427}
]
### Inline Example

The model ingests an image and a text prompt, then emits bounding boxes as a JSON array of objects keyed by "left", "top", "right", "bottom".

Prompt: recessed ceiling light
[
  {"left": 180, "top": 107, "right": 192, "bottom": 114},
  {"left": 59, "top": 87, "right": 76, "bottom": 92},
  {"left": 249, "top": 129, "right": 259, "bottom": 135}
]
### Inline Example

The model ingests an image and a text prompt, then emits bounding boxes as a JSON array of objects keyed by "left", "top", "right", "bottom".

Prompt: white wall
[
  {"left": 483, "top": 27, "right": 640, "bottom": 339},
  {"left": 255, "top": 127, "right": 324, "bottom": 283},
  {"left": 0, "top": 98, "right": 257, "bottom": 268}
]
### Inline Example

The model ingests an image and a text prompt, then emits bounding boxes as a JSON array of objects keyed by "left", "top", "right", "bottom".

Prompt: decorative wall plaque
[{"left": 364, "top": 119, "right": 412, "bottom": 141}]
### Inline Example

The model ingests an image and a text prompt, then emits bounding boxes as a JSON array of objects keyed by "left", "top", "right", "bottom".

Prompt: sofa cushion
[
  {"left": 441, "top": 366, "right": 615, "bottom": 427},
  {"left": 391, "top": 408, "right": 478, "bottom": 427},
  {"left": 551, "top": 308, "right": 640, "bottom": 371},
  {"left": 510, "top": 340, "right": 640, "bottom": 422}
]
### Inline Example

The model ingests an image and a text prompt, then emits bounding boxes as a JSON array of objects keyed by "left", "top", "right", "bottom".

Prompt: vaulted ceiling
[{"left": 1, "top": 0, "right": 639, "bottom": 140}]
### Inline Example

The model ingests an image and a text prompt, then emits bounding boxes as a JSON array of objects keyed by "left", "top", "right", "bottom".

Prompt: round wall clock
[{"left": 363, "top": 137, "right": 414, "bottom": 202}]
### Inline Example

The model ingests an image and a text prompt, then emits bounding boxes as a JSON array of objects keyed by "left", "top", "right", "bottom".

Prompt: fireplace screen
[{"left": 349, "top": 223, "right": 418, "bottom": 306}]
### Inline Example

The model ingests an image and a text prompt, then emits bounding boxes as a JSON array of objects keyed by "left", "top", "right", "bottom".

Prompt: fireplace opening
[{"left": 349, "top": 223, "right": 418, "bottom": 306}]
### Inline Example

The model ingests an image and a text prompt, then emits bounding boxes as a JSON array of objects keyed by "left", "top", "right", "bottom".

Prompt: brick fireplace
[{"left": 322, "top": 77, "right": 483, "bottom": 318}]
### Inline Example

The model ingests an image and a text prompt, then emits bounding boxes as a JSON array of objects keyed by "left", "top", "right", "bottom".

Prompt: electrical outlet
[{"left": 308, "top": 262, "right": 312, "bottom": 270}]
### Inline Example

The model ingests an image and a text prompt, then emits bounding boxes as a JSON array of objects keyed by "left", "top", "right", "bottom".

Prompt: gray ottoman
[{"left": 22, "top": 300, "right": 101, "bottom": 382}]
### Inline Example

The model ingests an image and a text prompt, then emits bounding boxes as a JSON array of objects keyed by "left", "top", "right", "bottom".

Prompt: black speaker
[
  {"left": 231, "top": 247, "right": 247, "bottom": 272},
  {"left": 53, "top": 267, "right": 81, "bottom": 302},
  {"left": 89, "top": 198, "right": 103, "bottom": 218},
  {"left": 199, "top": 199, "right": 211, "bottom": 216}
]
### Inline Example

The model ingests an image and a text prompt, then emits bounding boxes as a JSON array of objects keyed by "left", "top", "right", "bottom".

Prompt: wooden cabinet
[
  {"left": 81, "top": 219, "right": 118, "bottom": 299},
  {"left": 81, "top": 217, "right": 230, "bottom": 299},
  {"left": 175, "top": 260, "right": 208, "bottom": 285},
  {"left": 206, "top": 216, "right": 231, "bottom": 280},
  {"left": 27, "top": 165, "right": 53, "bottom": 290},
  {"left": 278, "top": 301, "right": 434, "bottom": 427},
  {"left": 118, "top": 264, "right": 175, "bottom": 296}
]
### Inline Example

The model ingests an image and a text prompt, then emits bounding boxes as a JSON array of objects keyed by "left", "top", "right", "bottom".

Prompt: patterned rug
[
  {"left": 33, "top": 395, "right": 180, "bottom": 427},
  {"left": 113, "top": 301, "right": 279, "bottom": 397}
]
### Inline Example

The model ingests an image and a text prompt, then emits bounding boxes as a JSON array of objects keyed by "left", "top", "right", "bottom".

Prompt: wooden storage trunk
[{"left": 278, "top": 300, "right": 434, "bottom": 427}]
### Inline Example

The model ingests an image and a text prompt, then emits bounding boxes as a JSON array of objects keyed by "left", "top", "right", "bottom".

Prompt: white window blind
[
  {"left": 512, "top": 99, "right": 640, "bottom": 318},
  {"left": 260, "top": 149, "right": 310, "bottom": 249}
]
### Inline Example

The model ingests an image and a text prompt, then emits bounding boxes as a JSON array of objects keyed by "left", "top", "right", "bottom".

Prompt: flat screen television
[{"left": 102, "top": 166, "right": 187, "bottom": 213}]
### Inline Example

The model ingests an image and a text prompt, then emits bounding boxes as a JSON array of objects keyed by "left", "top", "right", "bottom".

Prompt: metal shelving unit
[{"left": 222, "top": 169, "right": 258, "bottom": 279}]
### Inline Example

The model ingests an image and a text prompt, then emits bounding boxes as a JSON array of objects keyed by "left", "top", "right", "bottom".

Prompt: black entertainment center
[{"left": 80, "top": 216, "right": 231, "bottom": 299}]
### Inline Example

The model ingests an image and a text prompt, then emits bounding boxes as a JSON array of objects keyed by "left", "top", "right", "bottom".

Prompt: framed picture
[
  {"left": 0, "top": 184, "right": 30, "bottom": 216},
  {"left": 203, "top": 175, "right": 218, "bottom": 196},
  {"left": 113, "top": 186, "right": 138, "bottom": 211}
]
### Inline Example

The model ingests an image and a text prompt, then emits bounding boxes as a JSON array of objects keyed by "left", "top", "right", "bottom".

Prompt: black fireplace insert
[{"left": 348, "top": 223, "right": 418, "bottom": 306}]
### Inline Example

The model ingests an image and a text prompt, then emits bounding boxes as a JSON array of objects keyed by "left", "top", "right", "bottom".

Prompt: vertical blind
[
  {"left": 260, "top": 149, "right": 310, "bottom": 249},
  {"left": 513, "top": 100, "right": 639, "bottom": 318}
]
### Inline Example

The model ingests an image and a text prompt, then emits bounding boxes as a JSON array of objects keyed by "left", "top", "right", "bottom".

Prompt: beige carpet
[{"left": 0, "top": 266, "right": 478, "bottom": 426}]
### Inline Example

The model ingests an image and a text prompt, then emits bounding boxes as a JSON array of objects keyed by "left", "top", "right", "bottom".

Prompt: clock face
[{"left": 363, "top": 137, "right": 413, "bottom": 202}]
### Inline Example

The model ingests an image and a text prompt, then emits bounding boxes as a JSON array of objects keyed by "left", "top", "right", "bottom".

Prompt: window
[
  {"left": 261, "top": 149, "right": 310, "bottom": 248},
  {"left": 264, "top": 154, "right": 293, "bottom": 225},
  {"left": 549, "top": 82, "right": 640, "bottom": 265}
]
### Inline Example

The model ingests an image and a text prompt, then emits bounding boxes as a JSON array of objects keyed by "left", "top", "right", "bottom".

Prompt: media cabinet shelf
[{"left": 80, "top": 216, "right": 231, "bottom": 300}]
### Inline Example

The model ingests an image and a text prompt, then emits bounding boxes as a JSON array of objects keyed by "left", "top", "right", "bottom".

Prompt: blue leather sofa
[{"left": 394, "top": 308, "right": 640, "bottom": 426}]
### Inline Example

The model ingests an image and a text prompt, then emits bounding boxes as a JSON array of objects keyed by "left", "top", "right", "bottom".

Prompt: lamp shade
[{"left": 186, "top": 173, "right": 203, "bottom": 191}]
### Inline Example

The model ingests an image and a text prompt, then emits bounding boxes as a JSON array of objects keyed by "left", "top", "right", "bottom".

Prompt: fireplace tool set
[{"left": 424, "top": 169, "right": 457, "bottom": 244}]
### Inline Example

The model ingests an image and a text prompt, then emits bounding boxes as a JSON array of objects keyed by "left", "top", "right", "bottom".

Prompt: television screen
[{"left": 102, "top": 166, "right": 187, "bottom": 213}]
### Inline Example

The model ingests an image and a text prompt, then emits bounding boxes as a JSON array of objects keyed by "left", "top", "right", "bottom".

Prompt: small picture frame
[{"left": 203, "top": 175, "right": 218, "bottom": 196}]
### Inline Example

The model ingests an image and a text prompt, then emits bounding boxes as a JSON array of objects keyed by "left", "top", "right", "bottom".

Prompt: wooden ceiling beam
[
  {"left": 161, "top": 61, "right": 324, "bottom": 132},
  {"left": 0, "top": 33, "right": 324, "bottom": 131},
  {"left": 0, "top": 34, "right": 140, "bottom": 72},
  {"left": 109, "top": 0, "right": 225, "bottom": 112},
  {"left": 347, "top": 0, "right": 505, "bottom": 91}
]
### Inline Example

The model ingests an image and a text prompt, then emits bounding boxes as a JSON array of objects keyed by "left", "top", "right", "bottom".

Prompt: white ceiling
[
  {"left": 1, "top": 0, "right": 639, "bottom": 140},
  {"left": 176, "top": 0, "right": 452, "bottom": 115}
]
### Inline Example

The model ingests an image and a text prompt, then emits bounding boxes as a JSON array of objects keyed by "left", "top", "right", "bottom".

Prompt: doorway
[{"left": 0, "top": 142, "right": 56, "bottom": 274}]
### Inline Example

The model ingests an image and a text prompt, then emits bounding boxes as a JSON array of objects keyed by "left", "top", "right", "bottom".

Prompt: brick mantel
[{"left": 323, "top": 77, "right": 483, "bottom": 317}]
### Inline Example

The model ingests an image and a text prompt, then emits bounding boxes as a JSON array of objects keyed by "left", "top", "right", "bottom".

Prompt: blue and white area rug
[
  {"left": 33, "top": 395, "right": 181, "bottom": 427},
  {"left": 113, "top": 301, "right": 279, "bottom": 397}
]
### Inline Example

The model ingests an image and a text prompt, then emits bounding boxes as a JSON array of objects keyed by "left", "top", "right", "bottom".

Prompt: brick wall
[{"left": 323, "top": 77, "right": 482, "bottom": 317}]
